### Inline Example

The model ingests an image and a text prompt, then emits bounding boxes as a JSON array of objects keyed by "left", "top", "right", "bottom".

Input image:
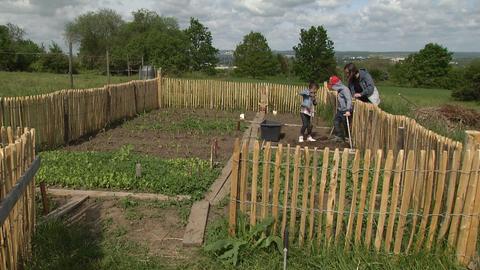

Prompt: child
[
  {"left": 299, "top": 81, "right": 319, "bottom": 143},
  {"left": 328, "top": 76, "right": 352, "bottom": 142}
]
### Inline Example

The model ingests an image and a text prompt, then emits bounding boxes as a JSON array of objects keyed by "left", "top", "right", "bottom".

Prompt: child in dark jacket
[
  {"left": 328, "top": 76, "right": 353, "bottom": 142},
  {"left": 298, "top": 81, "right": 319, "bottom": 143}
]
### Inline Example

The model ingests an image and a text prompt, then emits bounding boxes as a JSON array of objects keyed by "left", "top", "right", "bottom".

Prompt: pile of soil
[{"left": 414, "top": 104, "right": 480, "bottom": 131}]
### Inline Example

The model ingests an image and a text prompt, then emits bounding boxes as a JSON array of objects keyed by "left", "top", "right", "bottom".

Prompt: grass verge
[{"left": 0, "top": 71, "right": 135, "bottom": 96}]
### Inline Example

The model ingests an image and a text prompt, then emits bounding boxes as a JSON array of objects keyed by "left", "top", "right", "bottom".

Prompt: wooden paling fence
[
  {"left": 159, "top": 77, "right": 337, "bottom": 113},
  {"left": 0, "top": 127, "right": 37, "bottom": 270},
  {"left": 351, "top": 101, "right": 463, "bottom": 158},
  {"left": 229, "top": 139, "right": 480, "bottom": 266},
  {"left": 0, "top": 79, "right": 158, "bottom": 148},
  {"left": 0, "top": 76, "right": 467, "bottom": 156}
]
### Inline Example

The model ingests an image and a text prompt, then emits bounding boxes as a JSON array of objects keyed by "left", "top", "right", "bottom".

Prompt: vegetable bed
[{"left": 38, "top": 146, "right": 220, "bottom": 200}]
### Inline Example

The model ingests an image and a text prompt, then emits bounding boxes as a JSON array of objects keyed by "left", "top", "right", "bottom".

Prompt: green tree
[
  {"left": 0, "top": 25, "right": 15, "bottom": 70},
  {"left": 185, "top": 18, "right": 218, "bottom": 74},
  {"left": 0, "top": 23, "right": 42, "bottom": 71},
  {"left": 452, "top": 59, "right": 480, "bottom": 101},
  {"left": 65, "top": 9, "right": 124, "bottom": 69},
  {"left": 392, "top": 43, "right": 453, "bottom": 88},
  {"left": 233, "top": 32, "right": 278, "bottom": 78},
  {"left": 110, "top": 9, "right": 189, "bottom": 74},
  {"left": 32, "top": 42, "right": 72, "bottom": 73},
  {"left": 293, "top": 26, "right": 336, "bottom": 82}
]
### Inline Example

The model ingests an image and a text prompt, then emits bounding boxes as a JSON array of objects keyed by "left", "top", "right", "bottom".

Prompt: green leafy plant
[
  {"left": 205, "top": 217, "right": 283, "bottom": 266},
  {"left": 37, "top": 148, "right": 220, "bottom": 200}
]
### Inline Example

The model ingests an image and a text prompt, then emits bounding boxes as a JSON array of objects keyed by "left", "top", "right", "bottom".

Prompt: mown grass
[
  {"left": 0, "top": 71, "right": 135, "bottom": 96},
  {"left": 37, "top": 146, "right": 220, "bottom": 200}
]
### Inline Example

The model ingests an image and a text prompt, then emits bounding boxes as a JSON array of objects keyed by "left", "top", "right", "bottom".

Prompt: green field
[
  {"left": 0, "top": 71, "right": 135, "bottom": 96},
  {"left": 378, "top": 84, "right": 480, "bottom": 112}
]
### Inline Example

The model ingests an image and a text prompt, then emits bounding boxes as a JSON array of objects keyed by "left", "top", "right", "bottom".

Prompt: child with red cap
[{"left": 328, "top": 75, "right": 353, "bottom": 142}]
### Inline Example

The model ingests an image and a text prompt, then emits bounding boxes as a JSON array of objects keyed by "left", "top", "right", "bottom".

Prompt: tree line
[
  {"left": 0, "top": 23, "right": 71, "bottom": 73},
  {"left": 0, "top": 9, "right": 337, "bottom": 82}
]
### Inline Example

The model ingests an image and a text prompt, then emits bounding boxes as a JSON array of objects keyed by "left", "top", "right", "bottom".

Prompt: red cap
[{"left": 329, "top": 76, "right": 340, "bottom": 86}]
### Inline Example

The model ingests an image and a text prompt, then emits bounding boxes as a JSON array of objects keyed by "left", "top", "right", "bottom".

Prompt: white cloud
[{"left": 0, "top": 0, "right": 478, "bottom": 51}]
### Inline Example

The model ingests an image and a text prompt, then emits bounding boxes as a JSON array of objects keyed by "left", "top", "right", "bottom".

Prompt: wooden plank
[
  {"left": 448, "top": 150, "right": 473, "bottom": 247},
  {"left": 183, "top": 200, "right": 210, "bottom": 246},
  {"left": 335, "top": 149, "right": 349, "bottom": 244},
  {"left": 44, "top": 188, "right": 191, "bottom": 201},
  {"left": 308, "top": 148, "right": 319, "bottom": 241},
  {"left": 345, "top": 150, "right": 361, "bottom": 248},
  {"left": 0, "top": 157, "right": 40, "bottom": 225},
  {"left": 384, "top": 150, "right": 405, "bottom": 252},
  {"left": 228, "top": 139, "right": 240, "bottom": 236},
  {"left": 456, "top": 150, "right": 480, "bottom": 264},
  {"left": 316, "top": 148, "right": 330, "bottom": 245},
  {"left": 406, "top": 150, "right": 427, "bottom": 252},
  {"left": 289, "top": 145, "right": 301, "bottom": 238},
  {"left": 365, "top": 149, "right": 383, "bottom": 248},
  {"left": 325, "top": 148, "right": 340, "bottom": 245},
  {"left": 261, "top": 142, "right": 272, "bottom": 219},
  {"left": 239, "top": 141, "right": 249, "bottom": 213},
  {"left": 465, "top": 150, "right": 480, "bottom": 263},
  {"left": 393, "top": 150, "right": 416, "bottom": 254},
  {"left": 45, "top": 195, "right": 89, "bottom": 220},
  {"left": 272, "top": 144, "right": 283, "bottom": 234},
  {"left": 281, "top": 144, "right": 291, "bottom": 240},
  {"left": 415, "top": 150, "right": 436, "bottom": 250},
  {"left": 437, "top": 149, "right": 462, "bottom": 241},
  {"left": 426, "top": 150, "right": 448, "bottom": 249},
  {"left": 299, "top": 147, "right": 311, "bottom": 246},
  {"left": 250, "top": 141, "right": 260, "bottom": 226},
  {"left": 355, "top": 149, "right": 371, "bottom": 245}
]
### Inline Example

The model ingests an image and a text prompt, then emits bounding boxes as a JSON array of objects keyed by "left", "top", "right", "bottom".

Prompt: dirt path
[{"left": 265, "top": 112, "right": 350, "bottom": 149}]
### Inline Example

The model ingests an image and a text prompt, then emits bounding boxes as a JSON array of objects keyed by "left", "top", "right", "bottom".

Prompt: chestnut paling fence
[
  {"left": 229, "top": 140, "right": 480, "bottom": 266},
  {"left": 0, "top": 127, "right": 37, "bottom": 270},
  {"left": 159, "top": 78, "right": 462, "bottom": 158},
  {"left": 0, "top": 79, "right": 158, "bottom": 149},
  {"left": 0, "top": 76, "right": 462, "bottom": 157}
]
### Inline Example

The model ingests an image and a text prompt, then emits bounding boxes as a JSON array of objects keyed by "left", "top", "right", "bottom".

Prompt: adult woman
[{"left": 343, "top": 63, "right": 380, "bottom": 105}]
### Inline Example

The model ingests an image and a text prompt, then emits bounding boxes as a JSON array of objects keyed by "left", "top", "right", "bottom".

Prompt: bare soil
[
  {"left": 64, "top": 109, "right": 256, "bottom": 161},
  {"left": 60, "top": 196, "right": 200, "bottom": 265},
  {"left": 265, "top": 112, "right": 350, "bottom": 149}
]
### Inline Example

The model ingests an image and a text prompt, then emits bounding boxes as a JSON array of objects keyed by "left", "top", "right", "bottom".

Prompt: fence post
[
  {"left": 396, "top": 126, "right": 405, "bottom": 152},
  {"left": 464, "top": 130, "right": 480, "bottom": 153},
  {"left": 228, "top": 139, "right": 241, "bottom": 236},
  {"left": 63, "top": 96, "right": 69, "bottom": 144}
]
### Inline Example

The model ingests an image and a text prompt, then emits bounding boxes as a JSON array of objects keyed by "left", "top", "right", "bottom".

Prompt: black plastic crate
[{"left": 260, "top": 120, "right": 282, "bottom": 142}]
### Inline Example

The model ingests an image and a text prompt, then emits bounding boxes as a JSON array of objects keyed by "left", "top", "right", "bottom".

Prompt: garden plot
[
  {"left": 38, "top": 108, "right": 254, "bottom": 198},
  {"left": 64, "top": 108, "right": 254, "bottom": 161}
]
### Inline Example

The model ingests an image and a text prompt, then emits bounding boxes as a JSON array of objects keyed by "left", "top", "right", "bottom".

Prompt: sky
[{"left": 0, "top": 0, "right": 479, "bottom": 52}]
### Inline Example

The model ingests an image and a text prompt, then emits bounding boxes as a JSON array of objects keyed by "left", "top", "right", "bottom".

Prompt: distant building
[{"left": 390, "top": 57, "right": 405, "bottom": 63}]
